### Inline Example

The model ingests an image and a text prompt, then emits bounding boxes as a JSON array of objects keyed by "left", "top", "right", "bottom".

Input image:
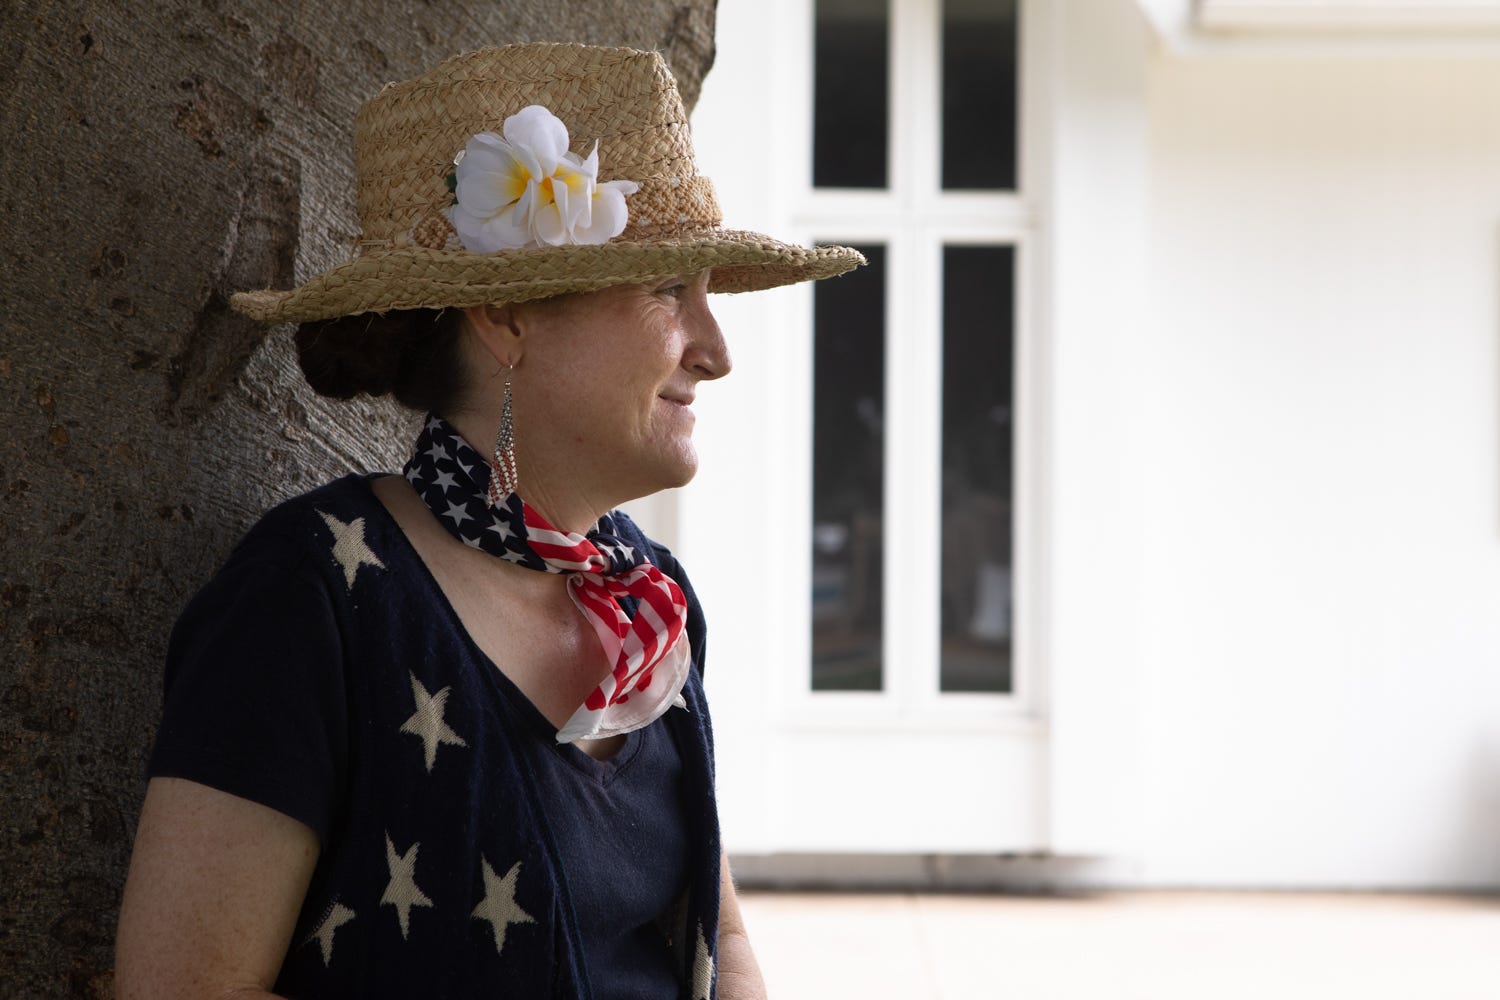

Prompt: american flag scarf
[{"left": 402, "top": 414, "right": 692, "bottom": 744}]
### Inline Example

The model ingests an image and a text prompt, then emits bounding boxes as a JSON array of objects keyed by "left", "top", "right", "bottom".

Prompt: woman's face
[{"left": 510, "top": 270, "right": 730, "bottom": 505}]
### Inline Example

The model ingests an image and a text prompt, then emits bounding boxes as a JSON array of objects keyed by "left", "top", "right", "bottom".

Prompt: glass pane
[
  {"left": 812, "top": 244, "right": 886, "bottom": 691},
  {"left": 814, "top": 0, "right": 890, "bottom": 188},
  {"left": 940, "top": 245, "right": 1013, "bottom": 693},
  {"left": 942, "top": 0, "right": 1018, "bottom": 190}
]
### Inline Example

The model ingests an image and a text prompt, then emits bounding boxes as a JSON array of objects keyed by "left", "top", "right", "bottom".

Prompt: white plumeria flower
[{"left": 446, "top": 105, "right": 640, "bottom": 252}]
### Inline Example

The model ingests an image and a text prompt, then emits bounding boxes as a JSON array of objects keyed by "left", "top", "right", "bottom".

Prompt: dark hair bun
[{"left": 295, "top": 308, "right": 466, "bottom": 413}]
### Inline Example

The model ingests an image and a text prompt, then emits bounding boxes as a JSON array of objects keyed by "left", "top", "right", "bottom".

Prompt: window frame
[{"left": 779, "top": 0, "right": 1052, "bottom": 733}]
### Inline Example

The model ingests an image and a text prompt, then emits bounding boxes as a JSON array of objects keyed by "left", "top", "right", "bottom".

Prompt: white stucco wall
[
  {"left": 683, "top": 0, "right": 1500, "bottom": 888},
  {"left": 1135, "top": 52, "right": 1500, "bottom": 888}
]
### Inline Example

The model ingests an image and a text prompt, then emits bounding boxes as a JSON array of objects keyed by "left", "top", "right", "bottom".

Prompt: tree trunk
[{"left": 0, "top": 2, "right": 716, "bottom": 995}]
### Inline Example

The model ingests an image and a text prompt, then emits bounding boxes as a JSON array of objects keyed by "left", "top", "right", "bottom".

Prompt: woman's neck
[{"left": 442, "top": 410, "right": 612, "bottom": 535}]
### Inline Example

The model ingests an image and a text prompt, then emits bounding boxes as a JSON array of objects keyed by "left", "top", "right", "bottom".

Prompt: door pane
[
  {"left": 812, "top": 244, "right": 886, "bottom": 691},
  {"left": 814, "top": 0, "right": 890, "bottom": 188},
  {"left": 941, "top": 0, "right": 1018, "bottom": 190},
  {"left": 940, "top": 245, "right": 1013, "bottom": 693}
]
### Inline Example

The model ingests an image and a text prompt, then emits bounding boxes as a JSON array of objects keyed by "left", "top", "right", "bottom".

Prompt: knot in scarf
[{"left": 402, "top": 415, "right": 691, "bottom": 743}]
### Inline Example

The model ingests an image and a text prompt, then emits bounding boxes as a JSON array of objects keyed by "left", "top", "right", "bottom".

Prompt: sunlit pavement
[{"left": 737, "top": 890, "right": 1500, "bottom": 999}]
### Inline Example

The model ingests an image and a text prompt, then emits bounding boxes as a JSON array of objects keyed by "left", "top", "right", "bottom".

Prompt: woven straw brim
[{"left": 231, "top": 230, "right": 866, "bottom": 324}]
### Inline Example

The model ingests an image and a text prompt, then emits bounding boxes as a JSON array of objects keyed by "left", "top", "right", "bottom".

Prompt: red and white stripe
[{"left": 523, "top": 507, "right": 691, "bottom": 743}]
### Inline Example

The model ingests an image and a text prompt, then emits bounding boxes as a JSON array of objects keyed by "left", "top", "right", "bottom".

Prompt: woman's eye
[{"left": 657, "top": 280, "right": 687, "bottom": 298}]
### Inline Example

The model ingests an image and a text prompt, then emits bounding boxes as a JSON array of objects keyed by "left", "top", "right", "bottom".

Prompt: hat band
[
  {"left": 353, "top": 175, "right": 723, "bottom": 256},
  {"left": 618, "top": 175, "right": 721, "bottom": 238}
]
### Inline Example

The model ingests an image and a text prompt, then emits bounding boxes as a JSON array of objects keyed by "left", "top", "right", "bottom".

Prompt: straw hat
[{"left": 231, "top": 43, "right": 864, "bottom": 323}]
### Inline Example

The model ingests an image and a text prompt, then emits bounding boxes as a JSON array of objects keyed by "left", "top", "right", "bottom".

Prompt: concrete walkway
[{"left": 737, "top": 890, "right": 1500, "bottom": 999}]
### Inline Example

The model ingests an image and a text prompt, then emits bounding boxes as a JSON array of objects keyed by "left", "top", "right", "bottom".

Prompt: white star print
[
  {"left": 595, "top": 542, "right": 616, "bottom": 562},
  {"left": 693, "top": 922, "right": 715, "bottom": 1000},
  {"left": 425, "top": 442, "right": 451, "bottom": 462},
  {"left": 472, "top": 858, "right": 535, "bottom": 957},
  {"left": 443, "top": 500, "right": 473, "bottom": 526},
  {"left": 501, "top": 550, "right": 527, "bottom": 564},
  {"left": 380, "top": 834, "right": 434, "bottom": 940},
  {"left": 318, "top": 511, "right": 386, "bottom": 590},
  {"left": 457, "top": 458, "right": 474, "bottom": 477},
  {"left": 404, "top": 467, "right": 423, "bottom": 486},
  {"left": 399, "top": 672, "right": 467, "bottom": 772},
  {"left": 486, "top": 519, "right": 515, "bottom": 542},
  {"left": 432, "top": 470, "right": 460, "bottom": 492},
  {"left": 461, "top": 535, "right": 482, "bottom": 549},
  {"left": 617, "top": 543, "right": 635, "bottom": 562},
  {"left": 310, "top": 901, "right": 356, "bottom": 967}
]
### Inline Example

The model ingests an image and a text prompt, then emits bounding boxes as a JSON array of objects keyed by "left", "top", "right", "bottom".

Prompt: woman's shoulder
[
  {"left": 223, "top": 474, "right": 387, "bottom": 568},
  {"left": 171, "top": 474, "right": 399, "bottom": 622},
  {"left": 245, "top": 473, "right": 382, "bottom": 540}
]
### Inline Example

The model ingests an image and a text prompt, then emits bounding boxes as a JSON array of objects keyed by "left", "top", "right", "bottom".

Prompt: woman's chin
[
  {"left": 640, "top": 446, "right": 699, "bottom": 495},
  {"left": 657, "top": 455, "right": 699, "bottom": 492}
]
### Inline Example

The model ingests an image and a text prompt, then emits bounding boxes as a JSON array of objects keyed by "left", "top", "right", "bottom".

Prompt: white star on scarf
[
  {"left": 425, "top": 442, "right": 451, "bottom": 462},
  {"left": 310, "top": 901, "right": 356, "bottom": 967},
  {"left": 486, "top": 519, "right": 515, "bottom": 542},
  {"left": 617, "top": 543, "right": 635, "bottom": 561},
  {"left": 425, "top": 415, "right": 443, "bottom": 431},
  {"left": 457, "top": 458, "right": 474, "bottom": 477},
  {"left": 399, "top": 672, "right": 468, "bottom": 772},
  {"left": 318, "top": 512, "right": 386, "bottom": 590},
  {"left": 472, "top": 858, "right": 535, "bottom": 957},
  {"left": 432, "top": 470, "right": 460, "bottom": 492},
  {"left": 381, "top": 834, "right": 434, "bottom": 940},
  {"left": 462, "top": 535, "right": 482, "bottom": 549},
  {"left": 443, "top": 501, "right": 473, "bottom": 526},
  {"left": 405, "top": 467, "right": 423, "bottom": 486}
]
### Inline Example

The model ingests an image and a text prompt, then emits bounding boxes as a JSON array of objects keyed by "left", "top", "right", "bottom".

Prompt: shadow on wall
[
  {"left": 1495, "top": 226, "right": 1500, "bottom": 541},
  {"left": 1455, "top": 735, "right": 1500, "bottom": 890},
  {"left": 728, "top": 853, "right": 1137, "bottom": 896}
]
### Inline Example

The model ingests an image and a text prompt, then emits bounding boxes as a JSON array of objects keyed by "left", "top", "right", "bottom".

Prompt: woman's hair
[{"left": 295, "top": 308, "right": 468, "bottom": 413}]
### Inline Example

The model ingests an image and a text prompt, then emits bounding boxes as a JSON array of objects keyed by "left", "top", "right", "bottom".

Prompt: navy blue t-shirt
[
  {"left": 490, "top": 647, "right": 691, "bottom": 997},
  {"left": 148, "top": 475, "right": 722, "bottom": 998}
]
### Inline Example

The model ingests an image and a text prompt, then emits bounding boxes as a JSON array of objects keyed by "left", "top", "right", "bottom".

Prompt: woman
[{"left": 114, "top": 43, "right": 861, "bottom": 999}]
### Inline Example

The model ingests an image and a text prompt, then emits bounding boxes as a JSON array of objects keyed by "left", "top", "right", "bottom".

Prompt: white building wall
[
  {"left": 666, "top": 0, "right": 800, "bottom": 856},
  {"left": 679, "top": 0, "right": 1500, "bottom": 888},
  {"left": 1136, "top": 52, "right": 1500, "bottom": 888}
]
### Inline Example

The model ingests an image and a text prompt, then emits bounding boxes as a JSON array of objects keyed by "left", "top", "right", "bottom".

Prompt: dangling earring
[{"left": 487, "top": 365, "right": 519, "bottom": 507}]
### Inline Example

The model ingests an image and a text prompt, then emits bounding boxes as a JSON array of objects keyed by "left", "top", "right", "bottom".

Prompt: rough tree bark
[{"left": 0, "top": 2, "right": 716, "bottom": 995}]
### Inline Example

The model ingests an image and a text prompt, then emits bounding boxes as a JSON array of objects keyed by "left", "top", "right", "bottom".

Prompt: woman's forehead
[{"left": 533, "top": 270, "right": 711, "bottom": 310}]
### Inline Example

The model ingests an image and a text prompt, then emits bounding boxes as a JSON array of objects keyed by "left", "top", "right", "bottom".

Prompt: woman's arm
[
  {"left": 715, "top": 850, "right": 768, "bottom": 1000},
  {"left": 114, "top": 777, "right": 320, "bottom": 1000}
]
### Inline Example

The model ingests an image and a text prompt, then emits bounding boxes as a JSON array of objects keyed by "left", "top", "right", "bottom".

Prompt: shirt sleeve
[{"left": 147, "top": 533, "right": 349, "bottom": 845}]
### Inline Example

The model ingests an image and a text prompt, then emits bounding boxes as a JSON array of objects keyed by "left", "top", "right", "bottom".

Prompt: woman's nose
[{"left": 684, "top": 295, "right": 731, "bottom": 380}]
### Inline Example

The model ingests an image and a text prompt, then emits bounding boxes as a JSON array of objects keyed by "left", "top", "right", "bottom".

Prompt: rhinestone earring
[{"left": 487, "top": 365, "right": 519, "bottom": 506}]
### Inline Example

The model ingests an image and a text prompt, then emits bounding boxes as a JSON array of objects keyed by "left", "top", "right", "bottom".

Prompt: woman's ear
[{"left": 462, "top": 303, "right": 525, "bottom": 369}]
